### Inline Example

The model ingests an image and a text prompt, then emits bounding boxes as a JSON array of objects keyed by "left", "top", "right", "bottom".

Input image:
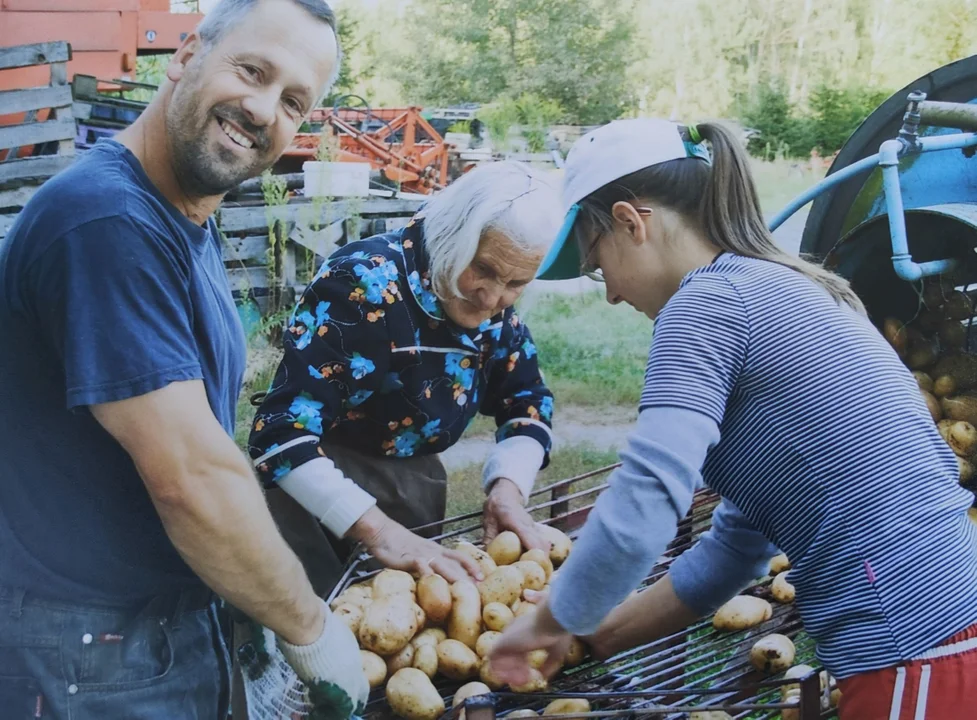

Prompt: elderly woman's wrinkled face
[{"left": 444, "top": 229, "right": 542, "bottom": 329}]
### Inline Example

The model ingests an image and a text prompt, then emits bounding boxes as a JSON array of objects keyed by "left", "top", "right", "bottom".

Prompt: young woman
[{"left": 488, "top": 118, "right": 977, "bottom": 720}]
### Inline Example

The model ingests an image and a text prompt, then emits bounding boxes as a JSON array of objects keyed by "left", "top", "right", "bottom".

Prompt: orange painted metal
[{"left": 286, "top": 107, "right": 449, "bottom": 194}]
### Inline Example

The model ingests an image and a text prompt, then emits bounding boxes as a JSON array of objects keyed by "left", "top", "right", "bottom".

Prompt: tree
[{"left": 393, "top": 0, "right": 637, "bottom": 125}]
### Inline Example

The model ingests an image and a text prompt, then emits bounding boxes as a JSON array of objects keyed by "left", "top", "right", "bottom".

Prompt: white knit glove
[{"left": 277, "top": 601, "right": 370, "bottom": 719}]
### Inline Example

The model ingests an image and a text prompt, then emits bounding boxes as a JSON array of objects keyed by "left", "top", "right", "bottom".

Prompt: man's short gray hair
[
  {"left": 196, "top": 0, "right": 341, "bottom": 96},
  {"left": 421, "top": 161, "right": 564, "bottom": 300}
]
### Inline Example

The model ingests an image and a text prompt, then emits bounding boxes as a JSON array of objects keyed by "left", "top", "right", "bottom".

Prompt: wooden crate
[{"left": 0, "top": 41, "right": 76, "bottom": 208}]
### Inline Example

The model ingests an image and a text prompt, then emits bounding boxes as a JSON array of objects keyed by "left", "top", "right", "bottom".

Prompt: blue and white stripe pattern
[{"left": 641, "top": 253, "right": 977, "bottom": 678}]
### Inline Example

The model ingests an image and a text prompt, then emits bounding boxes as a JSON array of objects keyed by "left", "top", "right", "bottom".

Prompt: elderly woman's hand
[
  {"left": 349, "top": 507, "right": 484, "bottom": 584},
  {"left": 483, "top": 479, "right": 548, "bottom": 552}
]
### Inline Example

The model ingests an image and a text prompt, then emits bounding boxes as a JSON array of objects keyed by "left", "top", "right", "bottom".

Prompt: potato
[
  {"left": 940, "top": 320, "right": 968, "bottom": 350},
  {"left": 437, "top": 639, "right": 481, "bottom": 680},
  {"left": 942, "top": 395, "right": 977, "bottom": 427},
  {"left": 906, "top": 343, "right": 939, "bottom": 370},
  {"left": 944, "top": 291, "right": 973, "bottom": 320},
  {"left": 769, "top": 554, "right": 791, "bottom": 574},
  {"left": 361, "top": 650, "right": 387, "bottom": 689},
  {"left": 416, "top": 574, "right": 452, "bottom": 625},
  {"left": 333, "top": 603, "right": 365, "bottom": 635},
  {"left": 448, "top": 580, "right": 483, "bottom": 650},
  {"left": 386, "top": 667, "right": 445, "bottom": 720},
  {"left": 510, "top": 668, "right": 548, "bottom": 693},
  {"left": 922, "top": 389, "right": 943, "bottom": 421},
  {"left": 564, "top": 638, "right": 587, "bottom": 667},
  {"left": 830, "top": 687, "right": 842, "bottom": 708},
  {"left": 513, "top": 601, "right": 536, "bottom": 618},
  {"left": 923, "top": 280, "right": 949, "bottom": 309},
  {"left": 453, "top": 681, "right": 492, "bottom": 708},
  {"left": 780, "top": 664, "right": 816, "bottom": 699},
  {"left": 413, "top": 603, "right": 427, "bottom": 632},
  {"left": 520, "top": 549, "right": 554, "bottom": 580},
  {"left": 941, "top": 420, "right": 977, "bottom": 457},
  {"left": 412, "top": 643, "right": 439, "bottom": 679},
  {"left": 412, "top": 627, "right": 447, "bottom": 648},
  {"left": 331, "top": 583, "right": 373, "bottom": 610},
  {"left": 512, "top": 561, "right": 547, "bottom": 592},
  {"left": 959, "top": 456, "right": 975, "bottom": 484},
  {"left": 688, "top": 713, "right": 732, "bottom": 720},
  {"left": 934, "top": 354, "right": 977, "bottom": 391},
  {"left": 771, "top": 572, "right": 795, "bottom": 604},
  {"left": 882, "top": 317, "right": 909, "bottom": 354},
  {"left": 373, "top": 569, "right": 417, "bottom": 598},
  {"left": 455, "top": 541, "right": 499, "bottom": 577},
  {"left": 487, "top": 531, "right": 523, "bottom": 566},
  {"left": 914, "top": 371, "right": 935, "bottom": 393},
  {"left": 479, "top": 566, "right": 524, "bottom": 607},
  {"left": 527, "top": 649, "right": 548, "bottom": 670},
  {"left": 537, "top": 524, "right": 572, "bottom": 565},
  {"left": 934, "top": 375, "right": 958, "bottom": 398},
  {"left": 749, "top": 634, "right": 796, "bottom": 674},
  {"left": 479, "top": 659, "right": 507, "bottom": 690},
  {"left": 359, "top": 596, "right": 420, "bottom": 656},
  {"left": 506, "top": 712, "right": 540, "bottom": 719},
  {"left": 712, "top": 595, "right": 772, "bottom": 632},
  {"left": 476, "top": 631, "right": 502, "bottom": 658},
  {"left": 483, "top": 602, "right": 515, "bottom": 631},
  {"left": 387, "top": 643, "right": 416, "bottom": 674},
  {"left": 969, "top": 507, "right": 977, "bottom": 525},
  {"left": 543, "top": 699, "right": 591, "bottom": 717}
]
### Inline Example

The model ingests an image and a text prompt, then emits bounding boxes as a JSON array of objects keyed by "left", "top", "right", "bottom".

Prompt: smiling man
[{"left": 0, "top": 1, "right": 370, "bottom": 718}]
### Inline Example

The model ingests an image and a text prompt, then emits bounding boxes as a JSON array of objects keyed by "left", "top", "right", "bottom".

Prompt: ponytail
[{"left": 696, "top": 121, "right": 866, "bottom": 315}]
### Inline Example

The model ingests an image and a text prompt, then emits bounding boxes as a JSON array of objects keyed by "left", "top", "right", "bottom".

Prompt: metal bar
[
  {"left": 914, "top": 131, "right": 977, "bottom": 154},
  {"left": 918, "top": 101, "right": 977, "bottom": 132},
  {"left": 767, "top": 152, "right": 881, "bottom": 231}
]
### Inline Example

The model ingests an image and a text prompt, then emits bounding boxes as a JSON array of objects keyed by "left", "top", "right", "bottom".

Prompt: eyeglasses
[{"left": 579, "top": 206, "right": 654, "bottom": 284}]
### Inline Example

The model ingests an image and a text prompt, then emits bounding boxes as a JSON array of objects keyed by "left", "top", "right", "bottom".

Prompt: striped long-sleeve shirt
[{"left": 549, "top": 253, "right": 977, "bottom": 680}]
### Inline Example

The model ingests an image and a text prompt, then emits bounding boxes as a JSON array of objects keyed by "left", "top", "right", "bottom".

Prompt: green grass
[
  {"left": 751, "top": 156, "right": 826, "bottom": 220},
  {"left": 522, "top": 291, "right": 653, "bottom": 408},
  {"left": 446, "top": 444, "right": 620, "bottom": 519}
]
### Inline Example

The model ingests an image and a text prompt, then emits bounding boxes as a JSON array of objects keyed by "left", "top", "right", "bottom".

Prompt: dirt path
[{"left": 440, "top": 404, "right": 637, "bottom": 470}]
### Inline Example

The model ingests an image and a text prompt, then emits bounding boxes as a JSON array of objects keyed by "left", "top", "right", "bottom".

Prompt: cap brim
[{"left": 536, "top": 204, "right": 582, "bottom": 280}]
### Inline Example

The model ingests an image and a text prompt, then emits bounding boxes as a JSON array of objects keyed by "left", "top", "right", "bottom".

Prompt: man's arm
[{"left": 92, "top": 379, "right": 323, "bottom": 646}]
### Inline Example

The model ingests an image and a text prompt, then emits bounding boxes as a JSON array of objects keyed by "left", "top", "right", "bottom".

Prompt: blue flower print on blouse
[
  {"left": 350, "top": 353, "right": 376, "bottom": 380},
  {"left": 289, "top": 393, "right": 324, "bottom": 434}
]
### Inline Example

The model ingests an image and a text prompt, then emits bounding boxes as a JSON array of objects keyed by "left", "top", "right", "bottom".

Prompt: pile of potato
[
  {"left": 328, "top": 525, "right": 586, "bottom": 720},
  {"left": 878, "top": 278, "right": 977, "bottom": 486}
]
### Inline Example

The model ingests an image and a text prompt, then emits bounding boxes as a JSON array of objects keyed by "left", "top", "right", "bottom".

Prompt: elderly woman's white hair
[{"left": 420, "top": 161, "right": 563, "bottom": 300}]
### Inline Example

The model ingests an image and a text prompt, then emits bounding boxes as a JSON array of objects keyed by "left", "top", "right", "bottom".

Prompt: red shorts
[{"left": 837, "top": 623, "right": 977, "bottom": 720}]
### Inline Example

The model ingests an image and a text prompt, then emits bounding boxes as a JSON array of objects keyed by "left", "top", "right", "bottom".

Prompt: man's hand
[
  {"left": 483, "top": 478, "right": 547, "bottom": 551},
  {"left": 348, "top": 507, "right": 483, "bottom": 583},
  {"left": 277, "top": 600, "right": 371, "bottom": 719}
]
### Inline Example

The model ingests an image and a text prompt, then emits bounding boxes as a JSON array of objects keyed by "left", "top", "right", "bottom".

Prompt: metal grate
[{"left": 329, "top": 464, "right": 837, "bottom": 720}]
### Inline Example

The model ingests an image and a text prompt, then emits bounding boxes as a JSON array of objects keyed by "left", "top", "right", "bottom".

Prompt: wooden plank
[
  {"left": 222, "top": 235, "right": 270, "bottom": 262},
  {"left": 289, "top": 220, "right": 344, "bottom": 257},
  {"left": 226, "top": 266, "right": 272, "bottom": 293},
  {"left": 48, "top": 62, "right": 73, "bottom": 157},
  {"left": 0, "top": 14, "right": 120, "bottom": 53},
  {"left": 0, "top": 85, "right": 72, "bottom": 115},
  {"left": 2, "top": 0, "right": 139, "bottom": 9},
  {"left": 217, "top": 198, "right": 424, "bottom": 234},
  {"left": 0, "top": 154, "right": 73, "bottom": 183},
  {"left": 0, "top": 118, "right": 75, "bottom": 152},
  {"left": 0, "top": 42, "right": 71, "bottom": 71},
  {"left": 0, "top": 183, "right": 40, "bottom": 210}
]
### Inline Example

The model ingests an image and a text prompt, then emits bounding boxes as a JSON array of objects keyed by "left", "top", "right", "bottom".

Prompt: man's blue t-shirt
[{"left": 0, "top": 140, "right": 247, "bottom": 603}]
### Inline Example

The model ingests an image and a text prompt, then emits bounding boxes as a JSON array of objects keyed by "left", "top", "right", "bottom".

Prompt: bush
[{"left": 808, "top": 85, "right": 891, "bottom": 156}]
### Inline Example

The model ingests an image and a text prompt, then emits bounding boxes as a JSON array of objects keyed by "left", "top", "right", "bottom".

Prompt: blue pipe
[{"left": 767, "top": 153, "right": 881, "bottom": 231}]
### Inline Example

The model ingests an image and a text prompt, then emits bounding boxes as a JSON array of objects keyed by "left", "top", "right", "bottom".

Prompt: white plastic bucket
[{"left": 302, "top": 160, "right": 370, "bottom": 198}]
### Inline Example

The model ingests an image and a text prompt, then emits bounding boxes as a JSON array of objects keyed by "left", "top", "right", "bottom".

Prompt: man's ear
[
  {"left": 166, "top": 33, "right": 203, "bottom": 83},
  {"left": 610, "top": 201, "right": 649, "bottom": 247}
]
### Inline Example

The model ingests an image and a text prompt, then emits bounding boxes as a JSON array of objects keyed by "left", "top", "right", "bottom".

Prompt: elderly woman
[{"left": 247, "top": 161, "right": 563, "bottom": 593}]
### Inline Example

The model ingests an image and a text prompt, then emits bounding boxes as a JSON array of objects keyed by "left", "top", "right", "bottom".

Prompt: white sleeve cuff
[
  {"left": 481, "top": 435, "right": 545, "bottom": 504},
  {"left": 277, "top": 457, "right": 377, "bottom": 538}
]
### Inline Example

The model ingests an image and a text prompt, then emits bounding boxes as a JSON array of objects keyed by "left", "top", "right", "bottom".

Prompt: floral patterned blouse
[{"left": 248, "top": 215, "right": 555, "bottom": 486}]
